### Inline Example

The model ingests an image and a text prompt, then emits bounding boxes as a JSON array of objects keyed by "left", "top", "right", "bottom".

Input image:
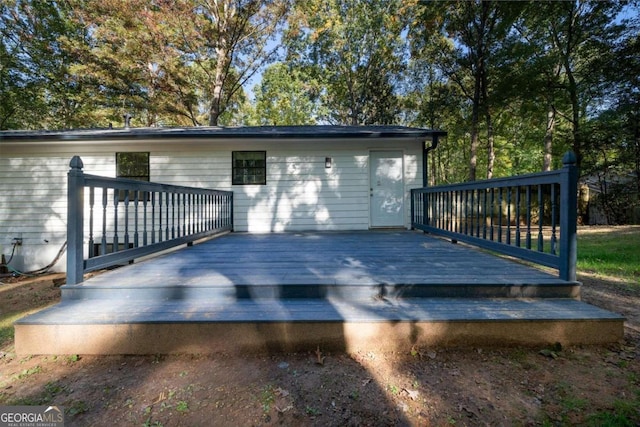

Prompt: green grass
[
  {"left": 585, "top": 397, "right": 640, "bottom": 427},
  {"left": 577, "top": 227, "right": 640, "bottom": 285},
  {"left": 0, "top": 313, "right": 23, "bottom": 347}
]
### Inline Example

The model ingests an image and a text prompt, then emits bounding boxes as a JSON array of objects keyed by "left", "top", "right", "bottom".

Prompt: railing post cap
[
  {"left": 562, "top": 151, "right": 577, "bottom": 166},
  {"left": 69, "top": 156, "right": 84, "bottom": 170}
]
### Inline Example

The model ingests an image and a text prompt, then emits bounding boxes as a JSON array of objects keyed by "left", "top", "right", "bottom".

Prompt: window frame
[
  {"left": 115, "top": 152, "right": 150, "bottom": 201},
  {"left": 232, "top": 151, "right": 267, "bottom": 185}
]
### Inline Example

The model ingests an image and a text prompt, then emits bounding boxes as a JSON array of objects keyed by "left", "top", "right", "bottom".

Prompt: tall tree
[
  {"left": 542, "top": 0, "right": 626, "bottom": 168},
  {"left": 196, "top": 0, "right": 289, "bottom": 126},
  {"left": 69, "top": 0, "right": 288, "bottom": 127},
  {"left": 68, "top": 0, "right": 207, "bottom": 126},
  {"left": 580, "top": 9, "right": 640, "bottom": 222},
  {"left": 412, "top": 0, "right": 522, "bottom": 180},
  {"left": 1, "top": 0, "right": 96, "bottom": 129},
  {"left": 0, "top": 23, "right": 31, "bottom": 129},
  {"left": 286, "top": 0, "right": 407, "bottom": 125},
  {"left": 509, "top": 4, "right": 565, "bottom": 172},
  {"left": 250, "top": 62, "right": 322, "bottom": 125}
]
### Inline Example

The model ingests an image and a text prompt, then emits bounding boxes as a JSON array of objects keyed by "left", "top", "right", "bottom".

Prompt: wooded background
[{"left": 1, "top": 0, "right": 638, "bottom": 222}]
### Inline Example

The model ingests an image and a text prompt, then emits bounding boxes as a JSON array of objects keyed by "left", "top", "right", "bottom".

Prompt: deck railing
[
  {"left": 411, "top": 152, "right": 578, "bottom": 281},
  {"left": 67, "top": 156, "right": 233, "bottom": 284}
]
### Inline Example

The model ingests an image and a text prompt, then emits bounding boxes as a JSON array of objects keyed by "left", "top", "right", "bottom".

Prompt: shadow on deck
[{"left": 15, "top": 231, "right": 624, "bottom": 355}]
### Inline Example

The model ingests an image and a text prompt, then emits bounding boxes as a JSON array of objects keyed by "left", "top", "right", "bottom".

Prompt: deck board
[
  {"left": 66, "top": 230, "right": 574, "bottom": 290},
  {"left": 19, "top": 297, "right": 622, "bottom": 325}
]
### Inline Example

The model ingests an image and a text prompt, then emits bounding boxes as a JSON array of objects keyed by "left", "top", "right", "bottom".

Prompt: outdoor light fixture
[{"left": 325, "top": 157, "right": 332, "bottom": 168}]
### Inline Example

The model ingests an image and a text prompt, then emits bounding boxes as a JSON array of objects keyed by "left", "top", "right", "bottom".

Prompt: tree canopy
[{"left": 2, "top": 0, "right": 638, "bottom": 214}]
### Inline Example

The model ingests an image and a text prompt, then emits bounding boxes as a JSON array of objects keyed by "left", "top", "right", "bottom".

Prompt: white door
[{"left": 370, "top": 151, "right": 404, "bottom": 227}]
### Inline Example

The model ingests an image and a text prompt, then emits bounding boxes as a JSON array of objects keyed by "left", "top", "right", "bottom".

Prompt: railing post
[
  {"left": 559, "top": 151, "right": 578, "bottom": 281},
  {"left": 410, "top": 189, "right": 415, "bottom": 229},
  {"left": 230, "top": 192, "right": 234, "bottom": 231},
  {"left": 67, "top": 156, "right": 85, "bottom": 285}
]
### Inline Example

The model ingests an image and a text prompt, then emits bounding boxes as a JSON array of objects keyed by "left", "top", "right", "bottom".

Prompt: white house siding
[
  {"left": 151, "top": 139, "right": 423, "bottom": 232},
  {"left": 1, "top": 145, "right": 117, "bottom": 272},
  {"left": 0, "top": 136, "right": 423, "bottom": 272}
]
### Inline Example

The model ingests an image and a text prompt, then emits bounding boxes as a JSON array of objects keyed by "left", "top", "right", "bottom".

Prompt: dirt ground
[{"left": 1, "top": 255, "right": 639, "bottom": 426}]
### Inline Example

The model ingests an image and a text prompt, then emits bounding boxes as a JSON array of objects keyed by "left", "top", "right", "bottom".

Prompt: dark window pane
[
  {"left": 116, "top": 152, "right": 150, "bottom": 201},
  {"left": 232, "top": 151, "right": 266, "bottom": 185}
]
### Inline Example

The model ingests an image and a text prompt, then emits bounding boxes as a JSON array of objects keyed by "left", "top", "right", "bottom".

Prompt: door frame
[{"left": 369, "top": 150, "right": 405, "bottom": 228}]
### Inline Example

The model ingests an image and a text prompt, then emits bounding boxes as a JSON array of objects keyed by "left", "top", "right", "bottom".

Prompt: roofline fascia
[{"left": 0, "top": 128, "right": 448, "bottom": 144}]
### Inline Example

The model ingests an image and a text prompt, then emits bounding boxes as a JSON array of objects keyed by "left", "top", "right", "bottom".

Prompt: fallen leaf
[
  {"left": 539, "top": 349, "right": 558, "bottom": 359},
  {"left": 315, "top": 346, "right": 325, "bottom": 365},
  {"left": 410, "top": 345, "right": 420, "bottom": 357},
  {"left": 274, "top": 387, "right": 289, "bottom": 397},
  {"left": 150, "top": 391, "right": 167, "bottom": 406},
  {"left": 403, "top": 388, "right": 419, "bottom": 400},
  {"left": 276, "top": 405, "right": 293, "bottom": 413}
]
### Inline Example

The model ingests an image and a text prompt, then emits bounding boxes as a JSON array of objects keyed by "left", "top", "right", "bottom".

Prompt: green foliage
[
  {"left": 590, "top": 181, "right": 639, "bottom": 225},
  {"left": 285, "top": 0, "right": 407, "bottom": 125},
  {"left": 250, "top": 63, "right": 323, "bottom": 125},
  {"left": 584, "top": 394, "right": 640, "bottom": 427},
  {"left": 66, "top": 400, "right": 89, "bottom": 416},
  {"left": 175, "top": 400, "right": 189, "bottom": 413},
  {"left": 2, "top": 0, "right": 639, "bottom": 222},
  {"left": 15, "top": 365, "right": 42, "bottom": 380},
  {"left": 260, "top": 385, "right": 275, "bottom": 414},
  {"left": 305, "top": 406, "right": 321, "bottom": 416},
  {"left": 1, "top": 0, "right": 98, "bottom": 129},
  {"left": 142, "top": 419, "right": 164, "bottom": 427}
]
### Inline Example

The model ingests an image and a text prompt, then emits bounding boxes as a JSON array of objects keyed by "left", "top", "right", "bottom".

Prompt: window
[
  {"left": 232, "top": 151, "right": 266, "bottom": 185},
  {"left": 116, "top": 152, "right": 150, "bottom": 201}
]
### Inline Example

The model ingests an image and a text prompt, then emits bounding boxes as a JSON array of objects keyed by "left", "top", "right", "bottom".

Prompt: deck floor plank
[
  {"left": 67, "top": 230, "right": 571, "bottom": 290},
  {"left": 19, "top": 297, "right": 623, "bottom": 325}
]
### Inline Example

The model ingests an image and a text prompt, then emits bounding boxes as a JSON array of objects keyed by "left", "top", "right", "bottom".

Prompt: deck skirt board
[{"left": 14, "top": 231, "right": 624, "bottom": 354}]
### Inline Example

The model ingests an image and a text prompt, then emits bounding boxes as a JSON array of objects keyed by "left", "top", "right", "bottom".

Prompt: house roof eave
[{"left": 0, "top": 125, "right": 447, "bottom": 145}]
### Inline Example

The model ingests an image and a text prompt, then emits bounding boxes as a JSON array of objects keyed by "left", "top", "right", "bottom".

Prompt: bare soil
[{"left": 1, "top": 258, "right": 639, "bottom": 426}]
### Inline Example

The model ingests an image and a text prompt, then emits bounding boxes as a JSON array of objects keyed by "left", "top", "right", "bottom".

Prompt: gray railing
[
  {"left": 67, "top": 156, "right": 233, "bottom": 284},
  {"left": 411, "top": 152, "right": 578, "bottom": 281}
]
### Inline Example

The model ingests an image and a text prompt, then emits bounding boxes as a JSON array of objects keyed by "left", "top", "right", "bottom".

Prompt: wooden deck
[{"left": 15, "top": 231, "right": 624, "bottom": 354}]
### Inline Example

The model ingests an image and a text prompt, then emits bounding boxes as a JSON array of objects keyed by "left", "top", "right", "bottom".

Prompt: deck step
[
  {"left": 15, "top": 298, "right": 624, "bottom": 355},
  {"left": 60, "top": 282, "right": 581, "bottom": 301}
]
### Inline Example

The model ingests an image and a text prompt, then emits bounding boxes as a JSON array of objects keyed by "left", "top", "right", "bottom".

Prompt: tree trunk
[
  {"left": 543, "top": 60, "right": 561, "bottom": 172},
  {"left": 468, "top": 0, "right": 491, "bottom": 182},
  {"left": 481, "top": 34, "right": 493, "bottom": 180},
  {"left": 430, "top": 146, "right": 437, "bottom": 186},
  {"left": 566, "top": 65, "right": 581, "bottom": 168},
  {"left": 543, "top": 103, "right": 555, "bottom": 172},
  {"left": 634, "top": 113, "right": 640, "bottom": 202},
  {"left": 469, "top": 52, "right": 482, "bottom": 181},
  {"left": 469, "top": 111, "right": 480, "bottom": 181},
  {"left": 209, "top": 46, "right": 227, "bottom": 126},
  {"left": 486, "top": 110, "right": 494, "bottom": 180}
]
